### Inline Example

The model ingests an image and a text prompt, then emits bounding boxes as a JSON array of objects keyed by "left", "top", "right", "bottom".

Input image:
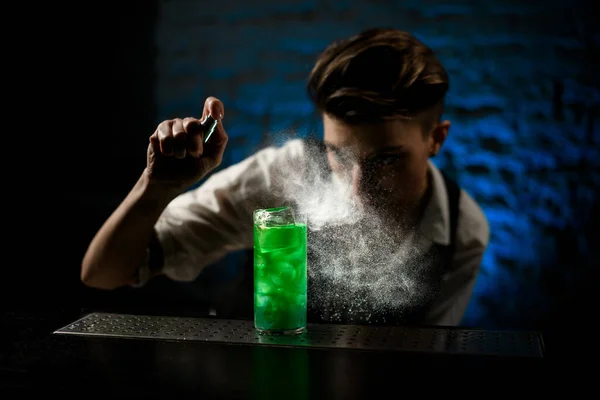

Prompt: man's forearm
[{"left": 81, "top": 171, "right": 180, "bottom": 290}]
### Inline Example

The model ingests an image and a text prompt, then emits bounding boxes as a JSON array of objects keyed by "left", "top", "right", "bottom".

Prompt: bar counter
[{"left": 2, "top": 308, "right": 550, "bottom": 397}]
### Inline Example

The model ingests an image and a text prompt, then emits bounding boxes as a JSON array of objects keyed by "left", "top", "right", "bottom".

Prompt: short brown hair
[{"left": 307, "top": 28, "right": 449, "bottom": 132}]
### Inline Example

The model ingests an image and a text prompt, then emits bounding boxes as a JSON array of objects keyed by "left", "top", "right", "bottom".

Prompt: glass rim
[
  {"left": 253, "top": 206, "right": 307, "bottom": 225},
  {"left": 253, "top": 206, "right": 291, "bottom": 214}
]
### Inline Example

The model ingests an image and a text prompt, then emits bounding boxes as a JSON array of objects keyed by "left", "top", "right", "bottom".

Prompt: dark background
[{"left": 7, "top": 0, "right": 598, "bottom": 353}]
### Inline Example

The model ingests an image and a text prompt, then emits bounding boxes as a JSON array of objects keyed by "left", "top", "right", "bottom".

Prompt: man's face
[{"left": 322, "top": 113, "right": 449, "bottom": 221}]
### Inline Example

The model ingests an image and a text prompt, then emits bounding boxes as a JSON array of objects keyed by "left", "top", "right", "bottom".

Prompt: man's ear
[{"left": 428, "top": 120, "right": 450, "bottom": 156}]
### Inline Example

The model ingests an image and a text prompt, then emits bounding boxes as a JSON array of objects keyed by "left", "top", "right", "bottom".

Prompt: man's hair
[{"left": 307, "top": 28, "right": 449, "bottom": 133}]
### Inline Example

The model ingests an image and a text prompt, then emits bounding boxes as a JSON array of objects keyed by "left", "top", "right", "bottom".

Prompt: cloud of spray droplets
[{"left": 271, "top": 138, "right": 438, "bottom": 323}]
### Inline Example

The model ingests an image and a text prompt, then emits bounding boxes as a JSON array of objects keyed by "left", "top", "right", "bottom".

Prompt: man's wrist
[{"left": 135, "top": 169, "right": 183, "bottom": 210}]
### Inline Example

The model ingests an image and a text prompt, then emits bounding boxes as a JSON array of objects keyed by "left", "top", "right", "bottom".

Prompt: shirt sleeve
[
  {"left": 154, "top": 139, "right": 307, "bottom": 282},
  {"left": 426, "top": 189, "right": 490, "bottom": 326}
]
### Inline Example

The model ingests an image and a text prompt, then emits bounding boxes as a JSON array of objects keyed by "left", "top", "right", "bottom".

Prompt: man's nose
[{"left": 351, "top": 164, "right": 374, "bottom": 199}]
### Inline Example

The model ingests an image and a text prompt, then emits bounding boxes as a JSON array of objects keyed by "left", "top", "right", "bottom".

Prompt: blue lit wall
[{"left": 154, "top": 0, "right": 599, "bottom": 329}]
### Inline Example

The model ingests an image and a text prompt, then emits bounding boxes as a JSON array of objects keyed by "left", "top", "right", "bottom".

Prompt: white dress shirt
[{"left": 144, "top": 139, "right": 490, "bottom": 326}]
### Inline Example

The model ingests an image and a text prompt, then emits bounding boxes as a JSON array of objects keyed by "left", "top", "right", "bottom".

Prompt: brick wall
[{"left": 154, "top": 0, "right": 599, "bottom": 328}]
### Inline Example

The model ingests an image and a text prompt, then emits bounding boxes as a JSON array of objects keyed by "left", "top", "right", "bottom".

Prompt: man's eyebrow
[
  {"left": 323, "top": 142, "right": 405, "bottom": 157},
  {"left": 373, "top": 145, "right": 405, "bottom": 153},
  {"left": 365, "top": 146, "right": 407, "bottom": 161}
]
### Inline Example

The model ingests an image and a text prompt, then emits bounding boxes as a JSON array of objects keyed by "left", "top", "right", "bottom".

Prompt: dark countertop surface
[{"left": 0, "top": 308, "right": 576, "bottom": 398}]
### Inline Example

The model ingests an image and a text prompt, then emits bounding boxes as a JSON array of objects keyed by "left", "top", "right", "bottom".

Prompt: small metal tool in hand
[{"left": 200, "top": 115, "right": 218, "bottom": 144}]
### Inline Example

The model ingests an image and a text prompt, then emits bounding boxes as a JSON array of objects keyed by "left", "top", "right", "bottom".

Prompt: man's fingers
[
  {"left": 171, "top": 119, "right": 187, "bottom": 159},
  {"left": 202, "top": 96, "right": 225, "bottom": 120},
  {"left": 156, "top": 120, "right": 174, "bottom": 156},
  {"left": 150, "top": 96, "right": 227, "bottom": 167},
  {"left": 203, "top": 119, "right": 229, "bottom": 164},
  {"left": 199, "top": 96, "right": 228, "bottom": 165},
  {"left": 183, "top": 117, "right": 204, "bottom": 157}
]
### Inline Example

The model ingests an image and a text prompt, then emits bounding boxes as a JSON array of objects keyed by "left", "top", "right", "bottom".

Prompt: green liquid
[{"left": 253, "top": 223, "right": 307, "bottom": 334}]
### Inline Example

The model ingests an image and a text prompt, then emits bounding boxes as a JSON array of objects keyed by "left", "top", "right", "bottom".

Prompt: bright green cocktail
[{"left": 253, "top": 207, "right": 307, "bottom": 335}]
